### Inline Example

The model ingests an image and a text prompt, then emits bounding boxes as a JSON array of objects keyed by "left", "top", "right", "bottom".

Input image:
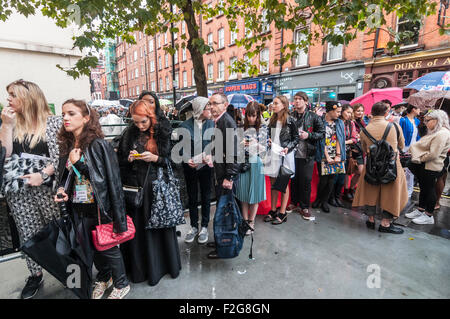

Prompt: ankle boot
[
  {"left": 334, "top": 185, "right": 344, "bottom": 207},
  {"left": 342, "top": 189, "right": 353, "bottom": 202}
]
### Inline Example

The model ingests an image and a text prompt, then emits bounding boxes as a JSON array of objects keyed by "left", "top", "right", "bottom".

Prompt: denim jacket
[
  {"left": 177, "top": 118, "right": 215, "bottom": 159},
  {"left": 315, "top": 118, "right": 346, "bottom": 162}
]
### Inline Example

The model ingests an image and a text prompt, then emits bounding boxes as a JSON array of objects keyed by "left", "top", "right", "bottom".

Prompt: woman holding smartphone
[
  {"left": 55, "top": 99, "right": 130, "bottom": 299},
  {"left": 117, "top": 96, "right": 181, "bottom": 286},
  {"left": 0, "top": 79, "right": 61, "bottom": 299}
]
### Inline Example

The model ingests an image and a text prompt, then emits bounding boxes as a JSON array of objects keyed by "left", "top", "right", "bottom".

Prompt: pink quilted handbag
[{"left": 91, "top": 209, "right": 135, "bottom": 251}]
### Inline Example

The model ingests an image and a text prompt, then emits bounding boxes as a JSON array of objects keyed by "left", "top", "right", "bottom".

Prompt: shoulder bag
[
  {"left": 123, "top": 165, "right": 151, "bottom": 208},
  {"left": 147, "top": 159, "right": 186, "bottom": 229}
]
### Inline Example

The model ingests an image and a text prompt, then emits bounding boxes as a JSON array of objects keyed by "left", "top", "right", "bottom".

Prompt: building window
[
  {"left": 166, "top": 75, "right": 170, "bottom": 91},
  {"left": 207, "top": 63, "right": 213, "bottom": 81},
  {"left": 140, "top": 47, "right": 143, "bottom": 58},
  {"left": 136, "top": 86, "right": 140, "bottom": 96},
  {"left": 175, "top": 72, "right": 179, "bottom": 88},
  {"left": 207, "top": 33, "right": 213, "bottom": 47},
  {"left": 135, "top": 68, "right": 139, "bottom": 78},
  {"left": 159, "top": 78, "right": 163, "bottom": 91},
  {"left": 165, "top": 54, "right": 169, "bottom": 68},
  {"left": 230, "top": 30, "right": 238, "bottom": 45},
  {"left": 183, "top": 71, "right": 187, "bottom": 88},
  {"left": 327, "top": 24, "right": 344, "bottom": 62},
  {"left": 182, "top": 48, "right": 187, "bottom": 61},
  {"left": 164, "top": 32, "right": 168, "bottom": 45},
  {"left": 157, "top": 35, "right": 161, "bottom": 48},
  {"left": 149, "top": 39, "right": 154, "bottom": 52},
  {"left": 229, "top": 56, "right": 237, "bottom": 79},
  {"left": 397, "top": 17, "right": 421, "bottom": 47},
  {"left": 182, "top": 22, "right": 186, "bottom": 34},
  {"left": 134, "top": 51, "right": 137, "bottom": 62},
  {"left": 174, "top": 49, "right": 178, "bottom": 65},
  {"left": 129, "top": 88, "right": 132, "bottom": 96},
  {"left": 218, "top": 61, "right": 224, "bottom": 81},
  {"left": 192, "top": 68, "right": 195, "bottom": 86},
  {"left": 150, "top": 60, "right": 155, "bottom": 72},
  {"left": 218, "top": 28, "right": 225, "bottom": 48},
  {"left": 151, "top": 81, "right": 156, "bottom": 92},
  {"left": 294, "top": 31, "right": 308, "bottom": 67},
  {"left": 245, "top": 27, "right": 253, "bottom": 38},
  {"left": 207, "top": 2, "right": 213, "bottom": 22},
  {"left": 261, "top": 9, "right": 270, "bottom": 33},
  {"left": 260, "top": 48, "right": 269, "bottom": 74},
  {"left": 158, "top": 56, "right": 162, "bottom": 70}
]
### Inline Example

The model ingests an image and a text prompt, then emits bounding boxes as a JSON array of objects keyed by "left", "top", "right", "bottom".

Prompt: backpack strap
[
  {"left": 361, "top": 126, "right": 377, "bottom": 145},
  {"left": 381, "top": 122, "right": 393, "bottom": 141}
]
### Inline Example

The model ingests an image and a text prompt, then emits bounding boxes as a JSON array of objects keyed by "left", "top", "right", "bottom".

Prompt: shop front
[
  {"left": 364, "top": 48, "right": 450, "bottom": 97},
  {"left": 274, "top": 61, "right": 365, "bottom": 106},
  {"left": 224, "top": 78, "right": 275, "bottom": 105}
]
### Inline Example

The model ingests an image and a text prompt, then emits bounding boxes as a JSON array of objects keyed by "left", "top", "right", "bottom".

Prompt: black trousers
[
  {"left": 315, "top": 163, "right": 336, "bottom": 204},
  {"left": 71, "top": 203, "right": 129, "bottom": 289},
  {"left": 183, "top": 164, "right": 213, "bottom": 229},
  {"left": 291, "top": 158, "right": 315, "bottom": 209},
  {"left": 408, "top": 162, "right": 441, "bottom": 213}
]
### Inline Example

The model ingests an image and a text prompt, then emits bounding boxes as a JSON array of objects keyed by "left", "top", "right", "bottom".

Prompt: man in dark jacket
[
  {"left": 288, "top": 92, "right": 325, "bottom": 220},
  {"left": 206, "top": 92, "right": 240, "bottom": 259}
]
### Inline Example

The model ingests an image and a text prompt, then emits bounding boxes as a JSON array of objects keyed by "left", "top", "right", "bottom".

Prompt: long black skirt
[{"left": 120, "top": 202, "right": 182, "bottom": 286}]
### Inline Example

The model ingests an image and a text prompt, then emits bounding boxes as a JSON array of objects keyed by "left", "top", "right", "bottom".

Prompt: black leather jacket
[
  {"left": 268, "top": 116, "right": 300, "bottom": 154},
  {"left": 213, "top": 112, "right": 241, "bottom": 183},
  {"left": 292, "top": 110, "right": 326, "bottom": 159},
  {"left": 58, "top": 138, "right": 128, "bottom": 233}
]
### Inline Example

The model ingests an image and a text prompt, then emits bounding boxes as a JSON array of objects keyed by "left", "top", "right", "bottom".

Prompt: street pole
[{"left": 170, "top": 3, "right": 177, "bottom": 105}]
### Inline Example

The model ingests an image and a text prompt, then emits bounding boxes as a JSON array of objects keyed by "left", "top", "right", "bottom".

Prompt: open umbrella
[
  {"left": 175, "top": 95, "right": 196, "bottom": 110},
  {"left": 350, "top": 88, "right": 403, "bottom": 114},
  {"left": 405, "top": 71, "right": 450, "bottom": 91},
  {"left": 227, "top": 94, "right": 255, "bottom": 108},
  {"left": 21, "top": 200, "right": 93, "bottom": 299},
  {"left": 407, "top": 90, "right": 450, "bottom": 110}
]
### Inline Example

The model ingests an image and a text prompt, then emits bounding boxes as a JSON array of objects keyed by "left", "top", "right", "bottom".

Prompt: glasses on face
[
  {"left": 206, "top": 101, "right": 223, "bottom": 107},
  {"left": 424, "top": 118, "right": 436, "bottom": 123},
  {"left": 203, "top": 107, "right": 211, "bottom": 111}
]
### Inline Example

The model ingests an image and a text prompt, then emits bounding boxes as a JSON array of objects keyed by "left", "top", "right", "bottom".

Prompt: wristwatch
[{"left": 39, "top": 171, "right": 49, "bottom": 181}]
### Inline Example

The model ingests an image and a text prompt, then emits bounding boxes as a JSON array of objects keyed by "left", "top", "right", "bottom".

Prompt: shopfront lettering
[
  {"left": 393, "top": 57, "right": 449, "bottom": 71},
  {"left": 225, "top": 82, "right": 258, "bottom": 92}
]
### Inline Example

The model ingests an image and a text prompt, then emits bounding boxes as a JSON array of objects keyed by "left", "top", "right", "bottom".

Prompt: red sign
[{"left": 225, "top": 82, "right": 258, "bottom": 92}]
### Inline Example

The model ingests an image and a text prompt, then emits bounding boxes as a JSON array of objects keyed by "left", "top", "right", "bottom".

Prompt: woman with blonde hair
[
  {"left": 264, "top": 95, "right": 299, "bottom": 225},
  {"left": 406, "top": 109, "right": 450, "bottom": 225},
  {"left": 0, "top": 79, "right": 62, "bottom": 299}
]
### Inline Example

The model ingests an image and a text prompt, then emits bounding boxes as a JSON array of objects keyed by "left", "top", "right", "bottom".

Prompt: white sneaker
[
  {"left": 92, "top": 278, "right": 113, "bottom": 299},
  {"left": 412, "top": 214, "right": 435, "bottom": 225},
  {"left": 107, "top": 285, "right": 130, "bottom": 299},
  {"left": 184, "top": 227, "right": 198, "bottom": 243},
  {"left": 405, "top": 209, "right": 424, "bottom": 219},
  {"left": 197, "top": 227, "right": 209, "bottom": 244}
]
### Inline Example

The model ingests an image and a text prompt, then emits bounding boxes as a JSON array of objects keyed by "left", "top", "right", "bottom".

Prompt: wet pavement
[{"left": 1, "top": 196, "right": 449, "bottom": 299}]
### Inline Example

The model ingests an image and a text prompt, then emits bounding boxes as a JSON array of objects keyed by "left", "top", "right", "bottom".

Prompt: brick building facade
[{"left": 112, "top": 0, "right": 449, "bottom": 104}]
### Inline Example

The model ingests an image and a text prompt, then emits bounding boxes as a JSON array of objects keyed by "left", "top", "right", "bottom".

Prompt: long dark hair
[
  {"left": 244, "top": 101, "right": 262, "bottom": 131},
  {"left": 58, "top": 99, "right": 104, "bottom": 157}
]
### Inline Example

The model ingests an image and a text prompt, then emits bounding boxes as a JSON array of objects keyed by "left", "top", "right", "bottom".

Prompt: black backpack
[{"left": 361, "top": 122, "right": 398, "bottom": 185}]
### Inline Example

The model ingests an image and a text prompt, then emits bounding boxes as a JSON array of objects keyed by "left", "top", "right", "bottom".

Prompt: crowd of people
[{"left": 1, "top": 79, "right": 449, "bottom": 300}]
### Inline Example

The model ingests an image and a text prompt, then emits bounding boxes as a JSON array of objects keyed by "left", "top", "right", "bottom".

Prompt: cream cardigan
[{"left": 410, "top": 128, "right": 450, "bottom": 172}]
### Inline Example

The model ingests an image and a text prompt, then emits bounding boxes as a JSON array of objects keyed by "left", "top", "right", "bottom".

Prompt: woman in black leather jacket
[
  {"left": 264, "top": 95, "right": 299, "bottom": 225},
  {"left": 117, "top": 95, "right": 181, "bottom": 286},
  {"left": 55, "top": 99, "right": 130, "bottom": 299}
]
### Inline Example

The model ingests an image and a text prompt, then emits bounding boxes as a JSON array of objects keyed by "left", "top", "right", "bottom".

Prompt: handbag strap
[{"left": 97, "top": 206, "right": 102, "bottom": 226}]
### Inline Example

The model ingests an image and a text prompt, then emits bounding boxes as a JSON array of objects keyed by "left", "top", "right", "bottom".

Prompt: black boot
[
  {"left": 334, "top": 189, "right": 344, "bottom": 208},
  {"left": 342, "top": 189, "right": 353, "bottom": 202},
  {"left": 312, "top": 200, "right": 321, "bottom": 209}
]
